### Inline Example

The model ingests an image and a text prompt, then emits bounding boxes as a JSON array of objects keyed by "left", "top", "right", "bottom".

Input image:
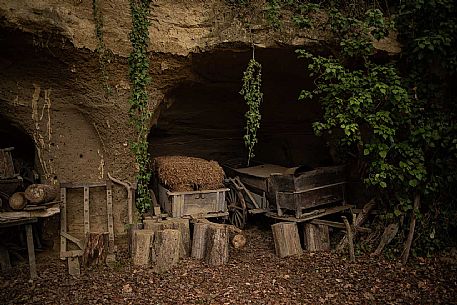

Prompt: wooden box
[{"left": 158, "top": 184, "right": 229, "bottom": 218}]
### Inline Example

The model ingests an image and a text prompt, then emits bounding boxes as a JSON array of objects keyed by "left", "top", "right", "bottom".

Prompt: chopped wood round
[
  {"left": 8, "top": 192, "right": 27, "bottom": 210},
  {"left": 231, "top": 234, "right": 246, "bottom": 249},
  {"left": 153, "top": 229, "right": 181, "bottom": 273},
  {"left": 205, "top": 224, "right": 229, "bottom": 266},
  {"left": 271, "top": 222, "right": 302, "bottom": 258},
  {"left": 24, "top": 183, "right": 58, "bottom": 204}
]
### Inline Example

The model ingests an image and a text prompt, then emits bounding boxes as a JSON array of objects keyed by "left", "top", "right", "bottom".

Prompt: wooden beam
[
  {"left": 311, "top": 219, "right": 371, "bottom": 233},
  {"left": 61, "top": 250, "right": 84, "bottom": 258},
  {"left": 83, "top": 187, "right": 90, "bottom": 234},
  {"left": 61, "top": 232, "right": 84, "bottom": 250},
  {"left": 60, "top": 182, "right": 107, "bottom": 188},
  {"left": 266, "top": 205, "right": 354, "bottom": 223},
  {"left": 25, "top": 224, "right": 38, "bottom": 279},
  {"left": 60, "top": 188, "right": 67, "bottom": 259}
]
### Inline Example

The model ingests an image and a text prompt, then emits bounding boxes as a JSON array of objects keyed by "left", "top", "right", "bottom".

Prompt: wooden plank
[
  {"left": 61, "top": 232, "right": 84, "bottom": 249},
  {"left": 0, "top": 205, "right": 60, "bottom": 219},
  {"left": 83, "top": 187, "right": 90, "bottom": 234},
  {"left": 67, "top": 257, "right": 80, "bottom": 276},
  {"left": 0, "top": 217, "right": 37, "bottom": 228},
  {"left": 25, "top": 224, "right": 38, "bottom": 279},
  {"left": 311, "top": 219, "right": 371, "bottom": 233},
  {"left": 60, "top": 182, "right": 107, "bottom": 188},
  {"left": 265, "top": 205, "right": 354, "bottom": 223},
  {"left": 60, "top": 188, "right": 67, "bottom": 259},
  {"left": 167, "top": 188, "right": 230, "bottom": 196},
  {"left": 61, "top": 250, "right": 84, "bottom": 258},
  {"left": 106, "top": 181, "right": 114, "bottom": 251}
]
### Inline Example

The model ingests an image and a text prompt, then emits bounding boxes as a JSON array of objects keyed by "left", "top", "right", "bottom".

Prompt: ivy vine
[
  {"left": 240, "top": 57, "right": 263, "bottom": 166},
  {"left": 92, "top": 0, "right": 112, "bottom": 95},
  {"left": 128, "top": 0, "right": 153, "bottom": 216}
]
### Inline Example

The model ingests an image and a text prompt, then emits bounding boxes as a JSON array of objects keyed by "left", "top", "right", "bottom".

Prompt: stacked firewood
[{"left": 8, "top": 178, "right": 60, "bottom": 211}]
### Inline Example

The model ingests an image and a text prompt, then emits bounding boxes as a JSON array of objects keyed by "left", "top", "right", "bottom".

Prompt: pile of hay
[{"left": 153, "top": 156, "right": 225, "bottom": 192}]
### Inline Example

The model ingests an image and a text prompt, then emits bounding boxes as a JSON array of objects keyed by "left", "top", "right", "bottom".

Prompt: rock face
[{"left": 0, "top": 0, "right": 332, "bottom": 235}]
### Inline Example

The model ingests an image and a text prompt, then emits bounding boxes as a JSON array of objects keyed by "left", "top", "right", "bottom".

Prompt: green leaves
[
  {"left": 240, "top": 58, "right": 263, "bottom": 166},
  {"left": 128, "top": 0, "right": 153, "bottom": 215}
]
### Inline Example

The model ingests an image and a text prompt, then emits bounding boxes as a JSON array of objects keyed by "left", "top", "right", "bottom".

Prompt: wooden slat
[
  {"left": 106, "top": 181, "right": 114, "bottom": 250},
  {"left": 60, "top": 188, "right": 67, "bottom": 259},
  {"left": 167, "top": 188, "right": 230, "bottom": 196},
  {"left": 311, "top": 219, "right": 371, "bottom": 233},
  {"left": 61, "top": 182, "right": 107, "bottom": 188},
  {"left": 83, "top": 187, "right": 90, "bottom": 234},
  {"left": 61, "top": 232, "right": 84, "bottom": 249},
  {"left": 25, "top": 224, "right": 37, "bottom": 279},
  {"left": 0, "top": 205, "right": 60, "bottom": 220},
  {"left": 61, "top": 250, "right": 84, "bottom": 258},
  {"left": 266, "top": 205, "right": 354, "bottom": 223}
]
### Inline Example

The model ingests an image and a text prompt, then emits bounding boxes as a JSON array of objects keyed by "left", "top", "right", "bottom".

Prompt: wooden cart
[{"left": 223, "top": 163, "right": 348, "bottom": 228}]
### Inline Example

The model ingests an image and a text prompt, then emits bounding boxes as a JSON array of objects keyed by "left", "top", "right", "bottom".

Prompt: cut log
[
  {"left": 271, "top": 222, "right": 302, "bottom": 258},
  {"left": 153, "top": 229, "right": 180, "bottom": 273},
  {"left": 132, "top": 230, "right": 154, "bottom": 266},
  {"left": 337, "top": 199, "right": 376, "bottom": 252},
  {"left": 205, "top": 224, "right": 229, "bottom": 266},
  {"left": 231, "top": 234, "right": 246, "bottom": 249},
  {"left": 8, "top": 192, "right": 27, "bottom": 210},
  {"left": 128, "top": 223, "right": 144, "bottom": 257},
  {"left": 144, "top": 218, "right": 190, "bottom": 258},
  {"left": 303, "top": 223, "right": 330, "bottom": 252},
  {"left": 191, "top": 222, "right": 209, "bottom": 260},
  {"left": 24, "top": 183, "right": 59, "bottom": 204},
  {"left": 372, "top": 223, "right": 399, "bottom": 256},
  {"left": 82, "top": 232, "right": 109, "bottom": 267},
  {"left": 342, "top": 216, "right": 355, "bottom": 262}
]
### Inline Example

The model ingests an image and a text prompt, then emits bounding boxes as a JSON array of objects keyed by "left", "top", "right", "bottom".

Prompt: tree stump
[
  {"left": 152, "top": 229, "right": 180, "bottom": 273},
  {"left": 132, "top": 230, "right": 154, "bottom": 266},
  {"left": 303, "top": 223, "right": 330, "bottom": 252},
  {"left": 271, "top": 222, "right": 302, "bottom": 258},
  {"left": 191, "top": 222, "right": 209, "bottom": 260},
  {"left": 83, "top": 232, "right": 109, "bottom": 266},
  {"left": 8, "top": 192, "right": 27, "bottom": 210},
  {"left": 144, "top": 218, "right": 190, "bottom": 258},
  {"left": 205, "top": 224, "right": 229, "bottom": 266},
  {"left": 24, "top": 183, "right": 58, "bottom": 204}
]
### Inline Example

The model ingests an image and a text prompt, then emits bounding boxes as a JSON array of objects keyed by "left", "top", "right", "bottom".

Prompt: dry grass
[{"left": 153, "top": 156, "right": 224, "bottom": 191}]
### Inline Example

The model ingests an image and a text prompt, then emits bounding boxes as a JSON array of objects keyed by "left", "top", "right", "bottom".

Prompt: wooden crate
[
  {"left": 268, "top": 165, "right": 346, "bottom": 217},
  {"left": 158, "top": 184, "right": 229, "bottom": 218}
]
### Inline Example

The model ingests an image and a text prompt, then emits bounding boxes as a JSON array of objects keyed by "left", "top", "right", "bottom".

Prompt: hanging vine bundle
[{"left": 240, "top": 58, "right": 263, "bottom": 166}]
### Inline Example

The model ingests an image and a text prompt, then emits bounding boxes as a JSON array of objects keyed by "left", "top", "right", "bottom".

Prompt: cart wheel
[{"left": 226, "top": 185, "right": 248, "bottom": 229}]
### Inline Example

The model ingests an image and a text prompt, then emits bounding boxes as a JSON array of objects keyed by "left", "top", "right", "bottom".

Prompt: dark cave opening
[{"left": 148, "top": 48, "right": 333, "bottom": 168}]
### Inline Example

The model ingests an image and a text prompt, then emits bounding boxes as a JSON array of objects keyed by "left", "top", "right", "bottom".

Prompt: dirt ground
[{"left": 0, "top": 226, "right": 456, "bottom": 305}]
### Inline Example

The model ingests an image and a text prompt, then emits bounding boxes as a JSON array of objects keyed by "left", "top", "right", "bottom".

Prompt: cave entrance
[
  {"left": 0, "top": 116, "right": 38, "bottom": 198},
  {"left": 149, "top": 48, "right": 332, "bottom": 168}
]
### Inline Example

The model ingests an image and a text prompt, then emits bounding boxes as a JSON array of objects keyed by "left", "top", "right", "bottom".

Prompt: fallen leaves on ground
[{"left": 1, "top": 227, "right": 456, "bottom": 304}]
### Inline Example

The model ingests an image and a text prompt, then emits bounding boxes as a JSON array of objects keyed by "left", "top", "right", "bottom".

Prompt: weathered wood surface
[
  {"left": 372, "top": 223, "right": 399, "bottom": 256},
  {"left": 304, "top": 223, "right": 330, "bottom": 252},
  {"left": 128, "top": 223, "right": 144, "bottom": 257},
  {"left": 83, "top": 232, "right": 109, "bottom": 266},
  {"left": 191, "top": 222, "right": 209, "bottom": 260},
  {"left": 271, "top": 222, "right": 302, "bottom": 258},
  {"left": 205, "top": 224, "right": 229, "bottom": 266},
  {"left": 132, "top": 230, "right": 154, "bottom": 266},
  {"left": 342, "top": 216, "right": 355, "bottom": 262},
  {"left": 8, "top": 192, "right": 27, "bottom": 210},
  {"left": 337, "top": 200, "right": 375, "bottom": 252},
  {"left": 67, "top": 257, "right": 80, "bottom": 276},
  {"left": 153, "top": 229, "right": 180, "bottom": 273},
  {"left": 24, "top": 183, "right": 59, "bottom": 204},
  {"left": 143, "top": 218, "right": 190, "bottom": 258},
  {"left": 401, "top": 194, "right": 420, "bottom": 265}
]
